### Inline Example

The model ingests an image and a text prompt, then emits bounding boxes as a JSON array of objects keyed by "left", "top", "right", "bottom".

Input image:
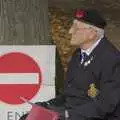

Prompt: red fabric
[
  {"left": 26, "top": 104, "right": 59, "bottom": 120},
  {"left": 75, "top": 10, "right": 85, "bottom": 19}
]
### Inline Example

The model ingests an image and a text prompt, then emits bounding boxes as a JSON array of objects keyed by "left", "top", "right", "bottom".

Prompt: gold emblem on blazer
[{"left": 88, "top": 83, "right": 98, "bottom": 98}]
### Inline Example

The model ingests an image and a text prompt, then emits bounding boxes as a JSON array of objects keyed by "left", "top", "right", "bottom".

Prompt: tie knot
[
  {"left": 82, "top": 52, "right": 87, "bottom": 59},
  {"left": 81, "top": 52, "right": 88, "bottom": 63}
]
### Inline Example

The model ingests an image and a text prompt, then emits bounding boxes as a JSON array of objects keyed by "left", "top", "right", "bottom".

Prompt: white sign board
[{"left": 0, "top": 45, "right": 56, "bottom": 120}]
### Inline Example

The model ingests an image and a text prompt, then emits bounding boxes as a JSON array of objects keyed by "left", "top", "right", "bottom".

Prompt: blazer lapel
[{"left": 81, "top": 36, "right": 108, "bottom": 68}]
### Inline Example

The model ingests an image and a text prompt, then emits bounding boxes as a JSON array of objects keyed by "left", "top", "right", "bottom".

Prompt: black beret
[{"left": 74, "top": 9, "right": 107, "bottom": 29}]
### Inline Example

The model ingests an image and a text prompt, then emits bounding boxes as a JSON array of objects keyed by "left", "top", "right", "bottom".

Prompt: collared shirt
[{"left": 80, "top": 34, "right": 104, "bottom": 64}]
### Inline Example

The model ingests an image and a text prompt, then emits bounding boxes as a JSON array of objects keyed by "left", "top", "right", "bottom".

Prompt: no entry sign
[
  {"left": 0, "top": 46, "right": 55, "bottom": 120},
  {"left": 0, "top": 52, "right": 41, "bottom": 105}
]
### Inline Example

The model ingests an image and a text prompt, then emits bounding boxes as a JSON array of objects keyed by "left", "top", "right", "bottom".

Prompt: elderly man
[{"left": 20, "top": 9, "right": 120, "bottom": 120}]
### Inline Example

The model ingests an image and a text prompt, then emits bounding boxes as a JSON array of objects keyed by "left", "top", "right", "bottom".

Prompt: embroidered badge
[{"left": 88, "top": 83, "right": 99, "bottom": 98}]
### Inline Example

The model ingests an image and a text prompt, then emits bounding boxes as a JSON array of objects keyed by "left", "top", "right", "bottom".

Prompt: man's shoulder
[
  {"left": 101, "top": 38, "right": 120, "bottom": 58},
  {"left": 100, "top": 41, "right": 120, "bottom": 70},
  {"left": 94, "top": 38, "right": 120, "bottom": 68}
]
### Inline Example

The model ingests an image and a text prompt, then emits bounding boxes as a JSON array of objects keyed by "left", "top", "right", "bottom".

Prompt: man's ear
[{"left": 89, "top": 27, "right": 97, "bottom": 40}]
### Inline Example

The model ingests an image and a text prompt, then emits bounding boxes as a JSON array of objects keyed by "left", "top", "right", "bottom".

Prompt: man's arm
[{"left": 69, "top": 60, "right": 120, "bottom": 119}]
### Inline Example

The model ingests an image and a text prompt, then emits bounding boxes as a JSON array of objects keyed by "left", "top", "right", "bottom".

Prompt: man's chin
[{"left": 70, "top": 41, "right": 81, "bottom": 46}]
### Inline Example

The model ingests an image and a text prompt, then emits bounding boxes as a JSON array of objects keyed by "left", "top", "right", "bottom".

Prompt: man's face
[{"left": 69, "top": 19, "right": 97, "bottom": 46}]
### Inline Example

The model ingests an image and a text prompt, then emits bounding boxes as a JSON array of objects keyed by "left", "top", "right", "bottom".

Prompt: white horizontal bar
[{"left": 0, "top": 73, "right": 39, "bottom": 84}]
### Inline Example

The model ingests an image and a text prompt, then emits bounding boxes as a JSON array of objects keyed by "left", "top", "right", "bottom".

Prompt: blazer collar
[
  {"left": 82, "top": 36, "right": 108, "bottom": 65},
  {"left": 75, "top": 36, "right": 108, "bottom": 65},
  {"left": 90, "top": 36, "right": 107, "bottom": 58}
]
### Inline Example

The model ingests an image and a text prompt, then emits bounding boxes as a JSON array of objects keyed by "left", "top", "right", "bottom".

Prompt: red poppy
[{"left": 75, "top": 10, "right": 85, "bottom": 19}]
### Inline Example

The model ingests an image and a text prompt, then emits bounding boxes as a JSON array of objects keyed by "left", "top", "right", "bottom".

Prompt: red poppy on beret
[
  {"left": 75, "top": 10, "right": 85, "bottom": 19},
  {"left": 74, "top": 9, "right": 107, "bottom": 29}
]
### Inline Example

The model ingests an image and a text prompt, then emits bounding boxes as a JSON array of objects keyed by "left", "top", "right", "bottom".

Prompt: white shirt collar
[{"left": 81, "top": 35, "right": 104, "bottom": 56}]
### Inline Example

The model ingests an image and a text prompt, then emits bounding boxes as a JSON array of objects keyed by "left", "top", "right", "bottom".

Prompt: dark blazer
[{"left": 64, "top": 37, "right": 120, "bottom": 120}]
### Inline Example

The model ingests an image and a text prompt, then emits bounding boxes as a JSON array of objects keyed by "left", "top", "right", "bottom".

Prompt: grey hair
[{"left": 90, "top": 25, "right": 104, "bottom": 39}]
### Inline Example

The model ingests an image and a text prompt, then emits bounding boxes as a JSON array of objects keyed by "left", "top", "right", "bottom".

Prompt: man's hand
[
  {"left": 35, "top": 98, "right": 58, "bottom": 108},
  {"left": 35, "top": 101, "right": 50, "bottom": 108},
  {"left": 35, "top": 95, "right": 65, "bottom": 108}
]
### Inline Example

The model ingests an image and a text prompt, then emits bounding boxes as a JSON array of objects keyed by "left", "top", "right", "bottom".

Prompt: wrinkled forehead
[
  {"left": 73, "top": 19, "right": 103, "bottom": 33},
  {"left": 73, "top": 19, "right": 91, "bottom": 28}
]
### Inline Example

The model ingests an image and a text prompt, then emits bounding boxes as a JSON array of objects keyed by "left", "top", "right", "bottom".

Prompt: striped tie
[{"left": 81, "top": 52, "right": 88, "bottom": 64}]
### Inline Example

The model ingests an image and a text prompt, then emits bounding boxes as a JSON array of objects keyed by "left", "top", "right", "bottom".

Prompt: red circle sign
[{"left": 0, "top": 52, "right": 41, "bottom": 105}]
